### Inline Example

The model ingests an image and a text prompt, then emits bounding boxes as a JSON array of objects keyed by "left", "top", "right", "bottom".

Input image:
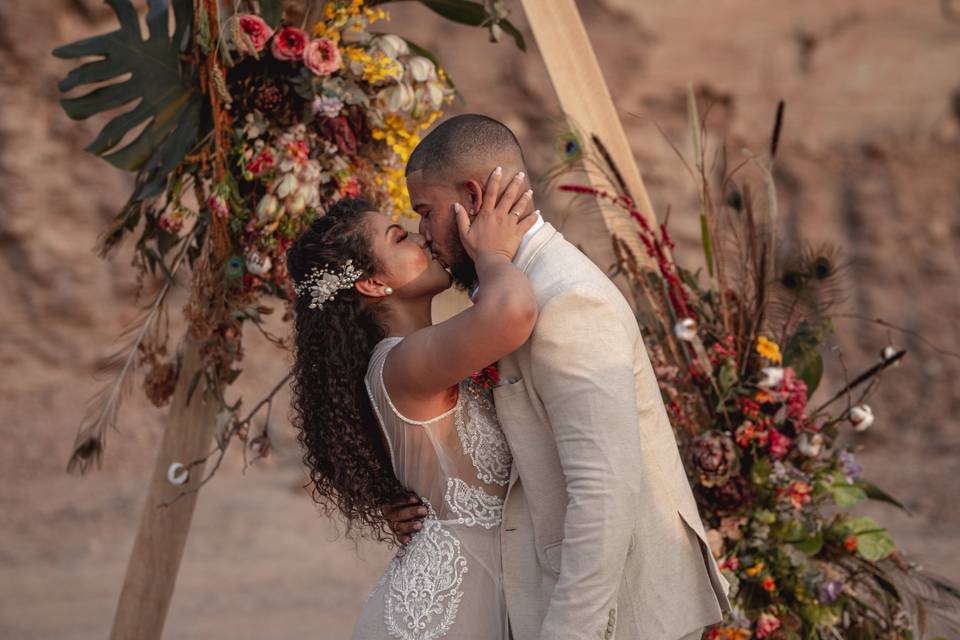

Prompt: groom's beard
[{"left": 446, "top": 237, "right": 478, "bottom": 292}]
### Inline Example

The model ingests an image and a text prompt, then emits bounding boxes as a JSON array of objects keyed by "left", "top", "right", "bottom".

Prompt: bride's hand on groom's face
[
  {"left": 382, "top": 495, "right": 428, "bottom": 545},
  {"left": 454, "top": 166, "right": 539, "bottom": 263}
]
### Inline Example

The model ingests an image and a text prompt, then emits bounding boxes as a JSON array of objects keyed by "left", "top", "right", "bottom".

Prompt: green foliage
[
  {"left": 53, "top": 0, "right": 205, "bottom": 199},
  {"left": 371, "top": 0, "right": 527, "bottom": 51},
  {"left": 783, "top": 320, "right": 825, "bottom": 394}
]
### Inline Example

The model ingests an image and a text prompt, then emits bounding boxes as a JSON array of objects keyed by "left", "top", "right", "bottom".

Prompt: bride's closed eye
[{"left": 396, "top": 230, "right": 409, "bottom": 243}]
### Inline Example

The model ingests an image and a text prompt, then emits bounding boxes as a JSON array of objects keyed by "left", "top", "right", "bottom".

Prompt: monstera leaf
[{"left": 53, "top": 0, "right": 205, "bottom": 199}]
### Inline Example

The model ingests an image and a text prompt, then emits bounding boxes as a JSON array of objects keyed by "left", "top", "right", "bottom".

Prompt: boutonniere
[{"left": 469, "top": 364, "right": 500, "bottom": 395}]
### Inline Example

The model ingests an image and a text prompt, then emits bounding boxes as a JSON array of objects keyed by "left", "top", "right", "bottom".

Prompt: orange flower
[
  {"left": 754, "top": 390, "right": 775, "bottom": 404},
  {"left": 844, "top": 535, "right": 858, "bottom": 552},
  {"left": 787, "top": 481, "right": 812, "bottom": 509},
  {"left": 746, "top": 561, "right": 765, "bottom": 577},
  {"left": 762, "top": 576, "right": 776, "bottom": 591}
]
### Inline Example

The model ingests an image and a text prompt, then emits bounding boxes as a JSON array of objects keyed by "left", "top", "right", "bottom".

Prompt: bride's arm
[{"left": 385, "top": 168, "right": 539, "bottom": 402}]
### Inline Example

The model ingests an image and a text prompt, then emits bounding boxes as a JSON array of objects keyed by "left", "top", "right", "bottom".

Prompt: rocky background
[{"left": 1, "top": 0, "right": 958, "bottom": 638}]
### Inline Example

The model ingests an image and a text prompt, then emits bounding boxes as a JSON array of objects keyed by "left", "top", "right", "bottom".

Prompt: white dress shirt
[{"left": 469, "top": 211, "right": 544, "bottom": 301}]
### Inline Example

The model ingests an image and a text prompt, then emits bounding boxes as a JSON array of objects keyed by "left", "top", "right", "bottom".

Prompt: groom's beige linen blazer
[{"left": 492, "top": 222, "right": 730, "bottom": 640}]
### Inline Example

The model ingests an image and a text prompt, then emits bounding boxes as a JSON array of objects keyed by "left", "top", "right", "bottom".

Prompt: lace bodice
[{"left": 354, "top": 337, "right": 512, "bottom": 640}]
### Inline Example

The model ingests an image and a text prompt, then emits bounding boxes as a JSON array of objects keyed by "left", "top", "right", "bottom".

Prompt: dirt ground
[{"left": 2, "top": 1, "right": 959, "bottom": 638}]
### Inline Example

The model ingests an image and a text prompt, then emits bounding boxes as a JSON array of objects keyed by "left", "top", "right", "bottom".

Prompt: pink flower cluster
[
  {"left": 233, "top": 17, "right": 341, "bottom": 77},
  {"left": 781, "top": 368, "right": 809, "bottom": 422}
]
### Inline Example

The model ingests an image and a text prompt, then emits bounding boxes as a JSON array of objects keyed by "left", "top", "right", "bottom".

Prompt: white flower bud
[
  {"left": 881, "top": 346, "right": 900, "bottom": 366},
  {"left": 245, "top": 252, "right": 272, "bottom": 276},
  {"left": 407, "top": 56, "right": 436, "bottom": 82},
  {"left": 276, "top": 173, "right": 299, "bottom": 199},
  {"left": 758, "top": 366, "right": 785, "bottom": 389},
  {"left": 256, "top": 193, "right": 280, "bottom": 221},
  {"left": 674, "top": 318, "right": 698, "bottom": 342},
  {"left": 373, "top": 34, "right": 409, "bottom": 59},
  {"left": 797, "top": 432, "right": 824, "bottom": 457},
  {"left": 849, "top": 404, "right": 874, "bottom": 432}
]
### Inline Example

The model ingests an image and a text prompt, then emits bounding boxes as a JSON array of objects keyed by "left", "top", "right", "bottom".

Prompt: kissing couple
[{"left": 286, "top": 114, "right": 730, "bottom": 640}]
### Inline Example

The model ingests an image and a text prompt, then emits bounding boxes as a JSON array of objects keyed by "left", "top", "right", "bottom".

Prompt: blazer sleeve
[{"left": 531, "top": 288, "right": 642, "bottom": 640}]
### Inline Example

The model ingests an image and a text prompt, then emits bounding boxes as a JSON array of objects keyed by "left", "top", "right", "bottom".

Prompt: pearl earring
[{"left": 384, "top": 287, "right": 393, "bottom": 296}]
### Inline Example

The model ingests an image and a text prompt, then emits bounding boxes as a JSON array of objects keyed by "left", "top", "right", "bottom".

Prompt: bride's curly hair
[{"left": 287, "top": 197, "right": 408, "bottom": 541}]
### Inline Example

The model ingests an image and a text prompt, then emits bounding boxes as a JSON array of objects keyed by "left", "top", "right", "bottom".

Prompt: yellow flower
[
  {"left": 756, "top": 336, "right": 782, "bottom": 363},
  {"left": 746, "top": 561, "right": 765, "bottom": 576}
]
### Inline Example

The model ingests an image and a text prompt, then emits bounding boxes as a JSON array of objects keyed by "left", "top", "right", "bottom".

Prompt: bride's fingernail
[
  {"left": 516, "top": 171, "right": 526, "bottom": 181},
  {"left": 533, "top": 209, "right": 541, "bottom": 216},
  {"left": 493, "top": 166, "right": 502, "bottom": 176},
  {"left": 524, "top": 189, "right": 533, "bottom": 198}
]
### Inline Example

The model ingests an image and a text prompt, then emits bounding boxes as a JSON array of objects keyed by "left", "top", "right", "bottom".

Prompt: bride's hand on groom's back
[
  {"left": 454, "top": 166, "right": 538, "bottom": 263},
  {"left": 382, "top": 495, "right": 427, "bottom": 545}
]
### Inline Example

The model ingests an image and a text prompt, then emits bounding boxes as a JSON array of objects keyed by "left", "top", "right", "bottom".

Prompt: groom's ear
[{"left": 463, "top": 179, "right": 483, "bottom": 214}]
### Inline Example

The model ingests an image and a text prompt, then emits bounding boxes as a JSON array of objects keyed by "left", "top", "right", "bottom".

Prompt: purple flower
[
  {"left": 839, "top": 451, "right": 862, "bottom": 483},
  {"left": 819, "top": 579, "right": 844, "bottom": 604}
]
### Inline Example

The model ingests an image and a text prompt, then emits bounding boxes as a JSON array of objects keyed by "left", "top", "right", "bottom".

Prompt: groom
[{"left": 391, "top": 114, "right": 730, "bottom": 640}]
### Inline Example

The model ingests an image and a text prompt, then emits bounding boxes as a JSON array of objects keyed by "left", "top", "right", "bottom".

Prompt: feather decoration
[
  {"left": 67, "top": 230, "right": 192, "bottom": 474},
  {"left": 67, "top": 281, "right": 173, "bottom": 473}
]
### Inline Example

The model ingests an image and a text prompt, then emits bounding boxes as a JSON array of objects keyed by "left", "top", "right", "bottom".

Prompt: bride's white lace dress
[{"left": 352, "top": 336, "right": 512, "bottom": 640}]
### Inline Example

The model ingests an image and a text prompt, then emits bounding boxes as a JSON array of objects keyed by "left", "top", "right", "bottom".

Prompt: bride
[{"left": 286, "top": 167, "right": 537, "bottom": 639}]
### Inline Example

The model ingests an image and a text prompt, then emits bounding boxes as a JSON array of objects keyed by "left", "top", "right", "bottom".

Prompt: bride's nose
[{"left": 411, "top": 233, "right": 428, "bottom": 249}]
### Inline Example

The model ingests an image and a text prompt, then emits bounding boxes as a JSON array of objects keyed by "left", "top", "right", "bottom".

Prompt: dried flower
[
  {"left": 674, "top": 317, "right": 698, "bottom": 341},
  {"left": 756, "top": 613, "right": 781, "bottom": 638},
  {"left": 786, "top": 480, "right": 812, "bottom": 509},
  {"left": 304, "top": 37, "right": 342, "bottom": 76},
  {"left": 312, "top": 94, "right": 344, "bottom": 118},
  {"left": 691, "top": 431, "right": 739, "bottom": 487},
  {"left": 849, "top": 404, "right": 874, "bottom": 431},
  {"left": 158, "top": 210, "right": 184, "bottom": 234},
  {"left": 768, "top": 429, "right": 792, "bottom": 460},
  {"left": 207, "top": 193, "right": 230, "bottom": 220},
  {"left": 254, "top": 84, "right": 283, "bottom": 113},
  {"left": 839, "top": 450, "right": 862, "bottom": 483},
  {"left": 144, "top": 361, "right": 177, "bottom": 407},
  {"left": 819, "top": 579, "right": 844, "bottom": 604},
  {"left": 762, "top": 576, "right": 776, "bottom": 591},
  {"left": 844, "top": 535, "right": 858, "bottom": 552},
  {"left": 245, "top": 148, "right": 275, "bottom": 177},
  {"left": 271, "top": 26, "right": 308, "bottom": 61}
]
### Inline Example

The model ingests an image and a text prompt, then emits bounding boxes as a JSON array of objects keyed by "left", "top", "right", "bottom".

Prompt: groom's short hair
[{"left": 406, "top": 114, "right": 525, "bottom": 178}]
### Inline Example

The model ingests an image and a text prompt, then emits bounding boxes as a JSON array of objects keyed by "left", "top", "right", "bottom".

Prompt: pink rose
[
  {"left": 755, "top": 613, "right": 781, "bottom": 638},
  {"left": 235, "top": 14, "right": 273, "bottom": 55},
  {"left": 303, "top": 38, "right": 341, "bottom": 76},
  {"left": 271, "top": 26, "right": 308, "bottom": 61}
]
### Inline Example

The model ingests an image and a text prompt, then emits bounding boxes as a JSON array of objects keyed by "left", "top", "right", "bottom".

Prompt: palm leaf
[
  {"left": 371, "top": 0, "right": 527, "bottom": 51},
  {"left": 53, "top": 0, "right": 205, "bottom": 200}
]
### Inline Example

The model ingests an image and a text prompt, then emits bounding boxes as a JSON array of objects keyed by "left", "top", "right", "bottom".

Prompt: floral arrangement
[
  {"left": 54, "top": 0, "right": 522, "bottom": 476},
  {"left": 557, "top": 93, "right": 959, "bottom": 639}
]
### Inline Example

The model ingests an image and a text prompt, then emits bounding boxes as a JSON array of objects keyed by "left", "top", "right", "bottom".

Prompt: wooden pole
[
  {"left": 519, "top": 0, "right": 657, "bottom": 262},
  {"left": 110, "top": 337, "right": 219, "bottom": 640}
]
